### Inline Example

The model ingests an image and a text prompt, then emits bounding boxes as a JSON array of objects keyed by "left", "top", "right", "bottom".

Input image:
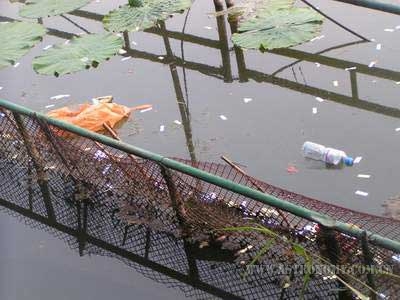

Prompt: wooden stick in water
[{"left": 221, "top": 155, "right": 291, "bottom": 228}]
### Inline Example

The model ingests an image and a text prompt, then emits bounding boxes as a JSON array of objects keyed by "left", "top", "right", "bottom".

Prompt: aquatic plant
[
  {"left": 0, "top": 21, "right": 46, "bottom": 69},
  {"left": 32, "top": 33, "right": 123, "bottom": 76},
  {"left": 103, "top": 0, "right": 191, "bottom": 32},
  {"left": 19, "top": 0, "right": 92, "bottom": 18}
]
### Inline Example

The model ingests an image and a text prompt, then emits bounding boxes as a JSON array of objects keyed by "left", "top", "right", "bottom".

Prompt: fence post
[
  {"left": 361, "top": 231, "right": 377, "bottom": 300},
  {"left": 12, "top": 112, "right": 55, "bottom": 221}
]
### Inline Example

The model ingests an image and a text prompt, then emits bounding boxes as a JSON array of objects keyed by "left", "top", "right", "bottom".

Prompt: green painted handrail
[{"left": 0, "top": 98, "right": 399, "bottom": 253}]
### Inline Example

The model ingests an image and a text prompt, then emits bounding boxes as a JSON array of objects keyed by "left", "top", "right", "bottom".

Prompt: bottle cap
[{"left": 344, "top": 156, "right": 354, "bottom": 166}]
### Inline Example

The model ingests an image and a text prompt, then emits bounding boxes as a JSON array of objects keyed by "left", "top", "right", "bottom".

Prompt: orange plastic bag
[{"left": 47, "top": 100, "right": 152, "bottom": 133}]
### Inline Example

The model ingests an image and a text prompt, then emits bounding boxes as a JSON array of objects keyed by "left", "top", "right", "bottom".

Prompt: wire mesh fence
[{"left": 0, "top": 101, "right": 400, "bottom": 299}]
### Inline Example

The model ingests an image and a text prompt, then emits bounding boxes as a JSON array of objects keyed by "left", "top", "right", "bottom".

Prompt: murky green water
[{"left": 1, "top": 0, "right": 400, "bottom": 299}]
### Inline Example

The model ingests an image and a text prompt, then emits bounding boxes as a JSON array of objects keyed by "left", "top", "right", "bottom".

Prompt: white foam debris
[
  {"left": 310, "top": 35, "right": 325, "bottom": 42},
  {"left": 121, "top": 57, "right": 131, "bottom": 61},
  {"left": 355, "top": 190, "right": 369, "bottom": 197},
  {"left": 219, "top": 115, "right": 228, "bottom": 120},
  {"left": 64, "top": 40, "right": 70, "bottom": 45},
  {"left": 50, "top": 94, "right": 70, "bottom": 100},
  {"left": 376, "top": 43, "right": 382, "bottom": 50},
  {"left": 357, "top": 174, "right": 371, "bottom": 179},
  {"left": 395, "top": 81, "right": 400, "bottom": 85},
  {"left": 243, "top": 97, "right": 253, "bottom": 103},
  {"left": 312, "top": 107, "right": 317, "bottom": 114},
  {"left": 315, "top": 97, "right": 324, "bottom": 102},
  {"left": 345, "top": 66, "right": 357, "bottom": 71},
  {"left": 173, "top": 120, "right": 182, "bottom": 125},
  {"left": 118, "top": 49, "right": 127, "bottom": 55},
  {"left": 333, "top": 80, "right": 339, "bottom": 87},
  {"left": 140, "top": 107, "right": 153, "bottom": 113},
  {"left": 131, "top": 41, "right": 138, "bottom": 46},
  {"left": 354, "top": 156, "right": 363, "bottom": 164},
  {"left": 159, "top": 125, "right": 165, "bottom": 132},
  {"left": 368, "top": 61, "right": 377, "bottom": 68},
  {"left": 204, "top": 26, "right": 212, "bottom": 30},
  {"left": 315, "top": 62, "right": 321, "bottom": 67},
  {"left": 13, "top": 62, "right": 20, "bottom": 68},
  {"left": 158, "top": 56, "right": 164, "bottom": 60},
  {"left": 43, "top": 45, "right": 53, "bottom": 50},
  {"left": 384, "top": 28, "right": 394, "bottom": 32},
  {"left": 395, "top": 127, "right": 400, "bottom": 132},
  {"left": 45, "top": 104, "right": 55, "bottom": 109}
]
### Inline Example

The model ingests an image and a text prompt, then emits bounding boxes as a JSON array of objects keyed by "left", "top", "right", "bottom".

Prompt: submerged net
[{"left": 0, "top": 106, "right": 399, "bottom": 299}]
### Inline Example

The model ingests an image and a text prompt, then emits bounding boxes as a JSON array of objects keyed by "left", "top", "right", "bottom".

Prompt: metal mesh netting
[{"left": 0, "top": 107, "right": 399, "bottom": 299}]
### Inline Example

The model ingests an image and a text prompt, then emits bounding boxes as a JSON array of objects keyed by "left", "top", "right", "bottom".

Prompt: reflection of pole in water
[
  {"left": 214, "top": 1, "right": 233, "bottom": 82},
  {"left": 159, "top": 21, "right": 197, "bottom": 163},
  {"left": 223, "top": 0, "right": 248, "bottom": 82}
]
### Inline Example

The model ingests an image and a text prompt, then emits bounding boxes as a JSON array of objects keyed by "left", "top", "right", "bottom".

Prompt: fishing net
[{"left": 0, "top": 106, "right": 399, "bottom": 299}]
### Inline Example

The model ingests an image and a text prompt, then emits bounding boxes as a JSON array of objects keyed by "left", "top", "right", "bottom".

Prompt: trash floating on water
[
  {"left": 174, "top": 120, "right": 182, "bottom": 125},
  {"left": 13, "top": 62, "right": 20, "bottom": 68},
  {"left": 384, "top": 28, "right": 394, "bottom": 32},
  {"left": 368, "top": 61, "right": 377, "bottom": 68},
  {"left": 312, "top": 107, "right": 317, "bottom": 114},
  {"left": 45, "top": 104, "right": 55, "bottom": 109},
  {"left": 315, "top": 62, "right": 321, "bottom": 67},
  {"left": 395, "top": 128, "right": 400, "bottom": 132},
  {"left": 357, "top": 174, "right": 371, "bottom": 179},
  {"left": 50, "top": 94, "right": 70, "bottom": 100},
  {"left": 396, "top": 82, "right": 400, "bottom": 85},
  {"left": 315, "top": 97, "right": 324, "bottom": 102},
  {"left": 43, "top": 45, "right": 53, "bottom": 50},
  {"left": 64, "top": 40, "right": 70, "bottom": 45},
  {"left": 286, "top": 165, "right": 299, "bottom": 174},
  {"left": 140, "top": 107, "right": 153, "bottom": 113},
  {"left": 302, "top": 141, "right": 354, "bottom": 166},
  {"left": 131, "top": 41, "right": 137, "bottom": 46},
  {"left": 204, "top": 26, "right": 213, "bottom": 30},
  {"left": 354, "top": 156, "right": 362, "bottom": 164},
  {"left": 310, "top": 34, "right": 325, "bottom": 42},
  {"left": 355, "top": 190, "right": 369, "bottom": 197},
  {"left": 121, "top": 57, "right": 131, "bottom": 61},
  {"left": 243, "top": 97, "right": 252, "bottom": 103},
  {"left": 118, "top": 49, "right": 127, "bottom": 54},
  {"left": 345, "top": 66, "right": 356, "bottom": 71},
  {"left": 376, "top": 43, "right": 382, "bottom": 50},
  {"left": 219, "top": 115, "right": 227, "bottom": 120},
  {"left": 332, "top": 80, "right": 339, "bottom": 87},
  {"left": 80, "top": 57, "right": 89, "bottom": 62},
  {"left": 158, "top": 56, "right": 164, "bottom": 60},
  {"left": 159, "top": 125, "right": 165, "bottom": 132},
  {"left": 0, "top": 87, "right": 3, "bottom": 90}
]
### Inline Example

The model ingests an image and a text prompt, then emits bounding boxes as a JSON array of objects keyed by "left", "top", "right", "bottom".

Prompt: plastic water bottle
[{"left": 302, "top": 141, "right": 353, "bottom": 166}]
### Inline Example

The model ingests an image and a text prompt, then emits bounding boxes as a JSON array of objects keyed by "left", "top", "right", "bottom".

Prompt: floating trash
[
  {"left": 384, "top": 28, "right": 394, "bottom": 32},
  {"left": 140, "top": 107, "right": 153, "bottom": 113},
  {"left": 159, "top": 125, "right": 165, "bottom": 132},
  {"left": 13, "top": 62, "right": 20, "bottom": 68},
  {"left": 368, "top": 61, "right": 377, "bottom": 68},
  {"left": 354, "top": 156, "right": 363, "bottom": 164},
  {"left": 219, "top": 115, "right": 228, "bottom": 121},
  {"left": 315, "top": 97, "right": 324, "bottom": 102},
  {"left": 121, "top": 57, "right": 131, "bottom": 61},
  {"left": 315, "top": 62, "right": 321, "bottom": 67},
  {"left": 312, "top": 107, "right": 317, "bottom": 114},
  {"left": 50, "top": 94, "right": 70, "bottom": 100},
  {"left": 158, "top": 56, "right": 165, "bottom": 60},
  {"left": 118, "top": 49, "right": 127, "bottom": 54},
  {"left": 357, "top": 174, "right": 371, "bottom": 179},
  {"left": 204, "top": 26, "right": 212, "bottom": 30},
  {"left": 345, "top": 66, "right": 357, "bottom": 71},
  {"left": 333, "top": 80, "right": 339, "bottom": 87},
  {"left": 355, "top": 190, "right": 368, "bottom": 197},
  {"left": 173, "top": 120, "right": 182, "bottom": 125},
  {"left": 45, "top": 104, "right": 55, "bottom": 109},
  {"left": 43, "top": 45, "right": 53, "bottom": 50},
  {"left": 395, "top": 128, "right": 400, "bottom": 132},
  {"left": 376, "top": 43, "right": 382, "bottom": 50},
  {"left": 243, "top": 97, "right": 253, "bottom": 103}
]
